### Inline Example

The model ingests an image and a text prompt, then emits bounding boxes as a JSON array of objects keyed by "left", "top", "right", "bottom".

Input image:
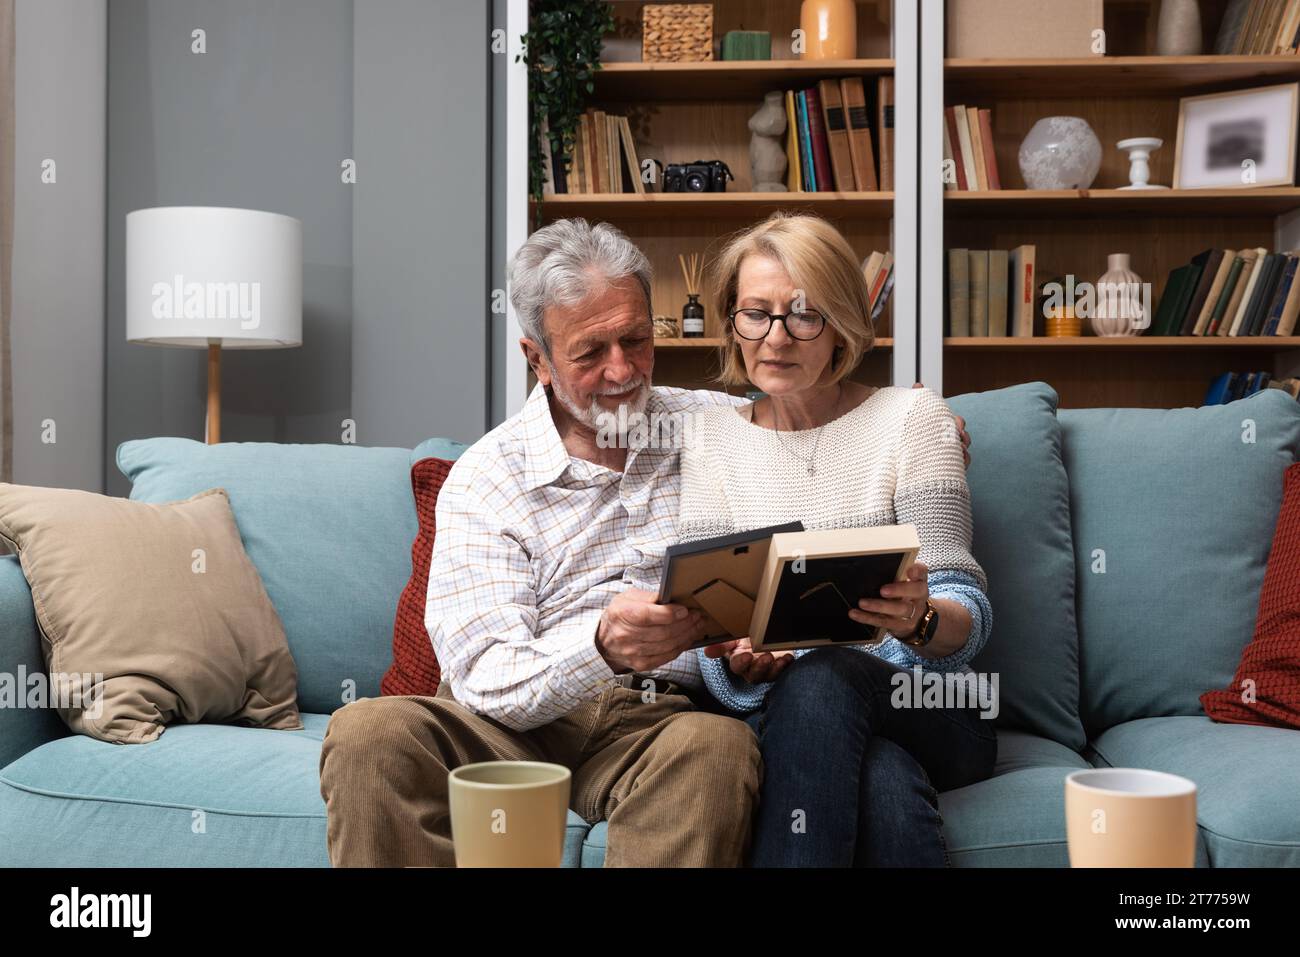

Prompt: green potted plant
[{"left": 517, "top": 0, "right": 616, "bottom": 203}]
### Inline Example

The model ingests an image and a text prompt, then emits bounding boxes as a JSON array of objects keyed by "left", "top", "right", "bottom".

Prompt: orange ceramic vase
[{"left": 799, "top": 0, "right": 857, "bottom": 59}]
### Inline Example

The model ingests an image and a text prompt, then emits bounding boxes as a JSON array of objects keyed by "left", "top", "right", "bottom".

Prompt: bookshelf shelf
[
  {"left": 945, "top": 336, "right": 1300, "bottom": 351},
  {"left": 534, "top": 191, "right": 897, "bottom": 220},
  {"left": 945, "top": 55, "right": 1300, "bottom": 97},
  {"left": 594, "top": 59, "right": 895, "bottom": 100},
  {"left": 944, "top": 188, "right": 1300, "bottom": 218}
]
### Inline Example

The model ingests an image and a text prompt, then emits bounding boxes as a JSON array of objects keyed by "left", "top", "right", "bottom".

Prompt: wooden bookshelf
[
  {"left": 531, "top": 0, "right": 897, "bottom": 393},
  {"left": 940, "top": 0, "right": 1300, "bottom": 410},
  {"left": 594, "top": 58, "right": 894, "bottom": 100},
  {"left": 946, "top": 55, "right": 1300, "bottom": 96},
  {"left": 946, "top": 336, "right": 1300, "bottom": 350}
]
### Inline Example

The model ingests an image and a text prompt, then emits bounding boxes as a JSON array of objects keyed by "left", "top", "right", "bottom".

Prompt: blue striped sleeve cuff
[{"left": 887, "top": 569, "right": 992, "bottom": 671}]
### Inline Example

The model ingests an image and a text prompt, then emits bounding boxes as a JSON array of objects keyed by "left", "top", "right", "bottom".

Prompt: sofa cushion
[
  {"left": 1202, "top": 460, "right": 1300, "bottom": 729},
  {"left": 382, "top": 457, "right": 455, "bottom": 697},
  {"left": 1085, "top": 716, "right": 1300, "bottom": 867},
  {"left": 0, "top": 484, "right": 302, "bottom": 744},
  {"left": 410, "top": 437, "right": 470, "bottom": 467},
  {"left": 938, "top": 728, "right": 1087, "bottom": 868},
  {"left": 117, "top": 439, "right": 417, "bottom": 714},
  {"left": 1060, "top": 389, "right": 1300, "bottom": 737},
  {"left": 0, "top": 712, "right": 592, "bottom": 867},
  {"left": 947, "top": 382, "right": 1085, "bottom": 751}
]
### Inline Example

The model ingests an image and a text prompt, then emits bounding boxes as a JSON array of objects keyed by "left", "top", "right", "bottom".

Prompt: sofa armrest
[{"left": 0, "top": 555, "right": 67, "bottom": 767}]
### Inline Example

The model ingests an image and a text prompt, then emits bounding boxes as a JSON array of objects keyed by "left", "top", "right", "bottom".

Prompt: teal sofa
[{"left": 1, "top": 381, "right": 1298, "bottom": 867}]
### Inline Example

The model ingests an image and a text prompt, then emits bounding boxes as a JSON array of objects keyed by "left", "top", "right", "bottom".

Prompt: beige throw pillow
[{"left": 0, "top": 484, "right": 303, "bottom": 744}]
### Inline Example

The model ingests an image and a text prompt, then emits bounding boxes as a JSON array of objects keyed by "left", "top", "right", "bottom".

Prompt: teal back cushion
[
  {"left": 117, "top": 439, "right": 420, "bottom": 714},
  {"left": 947, "top": 382, "right": 1085, "bottom": 751},
  {"left": 1059, "top": 389, "right": 1300, "bottom": 737},
  {"left": 411, "top": 437, "right": 471, "bottom": 466}
]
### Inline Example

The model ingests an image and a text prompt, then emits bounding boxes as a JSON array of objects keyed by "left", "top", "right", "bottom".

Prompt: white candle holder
[{"left": 1116, "top": 137, "right": 1169, "bottom": 190}]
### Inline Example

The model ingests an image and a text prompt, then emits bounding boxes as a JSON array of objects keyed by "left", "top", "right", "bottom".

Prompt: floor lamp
[{"left": 126, "top": 207, "right": 302, "bottom": 443}]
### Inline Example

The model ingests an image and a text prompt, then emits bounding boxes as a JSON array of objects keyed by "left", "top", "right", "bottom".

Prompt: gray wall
[
  {"left": 11, "top": 0, "right": 106, "bottom": 491},
  {"left": 351, "top": 0, "right": 490, "bottom": 447},
  {"left": 105, "top": 0, "right": 354, "bottom": 494}
]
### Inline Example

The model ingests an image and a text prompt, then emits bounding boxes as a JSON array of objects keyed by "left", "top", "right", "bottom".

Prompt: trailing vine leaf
[{"left": 516, "top": 0, "right": 615, "bottom": 203}]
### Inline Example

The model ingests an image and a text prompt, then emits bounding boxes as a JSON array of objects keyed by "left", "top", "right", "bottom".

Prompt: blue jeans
[{"left": 742, "top": 646, "right": 997, "bottom": 867}]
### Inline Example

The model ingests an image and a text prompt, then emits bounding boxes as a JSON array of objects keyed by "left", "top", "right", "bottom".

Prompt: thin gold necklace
[{"left": 767, "top": 383, "right": 844, "bottom": 477}]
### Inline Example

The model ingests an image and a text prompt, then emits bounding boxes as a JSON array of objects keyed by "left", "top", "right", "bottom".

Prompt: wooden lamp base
[{"left": 206, "top": 339, "right": 221, "bottom": 444}]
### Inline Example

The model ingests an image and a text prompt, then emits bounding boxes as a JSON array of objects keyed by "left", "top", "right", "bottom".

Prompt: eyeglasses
[{"left": 728, "top": 307, "right": 827, "bottom": 341}]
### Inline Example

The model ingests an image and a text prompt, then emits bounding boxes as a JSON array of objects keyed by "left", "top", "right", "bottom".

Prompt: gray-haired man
[{"left": 319, "top": 218, "right": 760, "bottom": 867}]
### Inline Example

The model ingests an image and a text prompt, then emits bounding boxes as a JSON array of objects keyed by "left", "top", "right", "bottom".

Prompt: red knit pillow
[
  {"left": 381, "top": 457, "right": 454, "bottom": 697},
  {"left": 1201, "top": 461, "right": 1300, "bottom": 729}
]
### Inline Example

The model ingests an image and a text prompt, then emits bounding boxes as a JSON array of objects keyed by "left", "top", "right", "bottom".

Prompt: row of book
[
  {"left": 541, "top": 109, "right": 644, "bottom": 195},
  {"left": 946, "top": 246, "right": 1037, "bottom": 337},
  {"left": 1205, "top": 371, "right": 1300, "bottom": 405},
  {"left": 862, "top": 250, "right": 895, "bottom": 322},
  {"left": 784, "top": 76, "right": 894, "bottom": 193},
  {"left": 941, "top": 106, "right": 1002, "bottom": 192},
  {"left": 1151, "top": 248, "right": 1300, "bottom": 337},
  {"left": 1215, "top": 0, "right": 1300, "bottom": 54}
]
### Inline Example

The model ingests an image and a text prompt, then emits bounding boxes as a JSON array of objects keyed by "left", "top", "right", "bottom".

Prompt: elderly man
[{"left": 318, "top": 218, "right": 970, "bottom": 867}]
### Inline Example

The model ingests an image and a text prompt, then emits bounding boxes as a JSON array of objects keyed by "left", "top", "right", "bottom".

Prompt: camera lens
[{"left": 685, "top": 171, "right": 707, "bottom": 191}]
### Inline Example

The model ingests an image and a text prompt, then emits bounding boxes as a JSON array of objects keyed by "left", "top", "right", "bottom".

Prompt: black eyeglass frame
[{"left": 726, "top": 307, "right": 828, "bottom": 341}]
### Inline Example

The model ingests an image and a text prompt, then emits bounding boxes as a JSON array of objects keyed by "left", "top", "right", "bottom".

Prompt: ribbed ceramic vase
[
  {"left": 1156, "top": 0, "right": 1202, "bottom": 56},
  {"left": 1092, "top": 253, "right": 1146, "bottom": 336}
]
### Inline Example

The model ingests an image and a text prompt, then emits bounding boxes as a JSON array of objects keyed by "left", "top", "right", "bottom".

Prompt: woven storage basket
[{"left": 642, "top": 4, "right": 713, "bottom": 62}]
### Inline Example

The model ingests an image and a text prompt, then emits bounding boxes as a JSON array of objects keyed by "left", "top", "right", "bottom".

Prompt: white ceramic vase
[
  {"left": 1018, "top": 117, "right": 1103, "bottom": 190},
  {"left": 1092, "top": 253, "right": 1147, "bottom": 336}
]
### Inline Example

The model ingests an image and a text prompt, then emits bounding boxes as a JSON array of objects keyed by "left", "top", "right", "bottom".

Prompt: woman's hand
[
  {"left": 703, "top": 637, "right": 795, "bottom": 684},
  {"left": 849, "top": 561, "right": 929, "bottom": 640}
]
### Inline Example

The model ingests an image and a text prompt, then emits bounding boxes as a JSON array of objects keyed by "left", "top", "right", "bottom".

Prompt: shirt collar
[{"left": 517, "top": 381, "right": 572, "bottom": 491}]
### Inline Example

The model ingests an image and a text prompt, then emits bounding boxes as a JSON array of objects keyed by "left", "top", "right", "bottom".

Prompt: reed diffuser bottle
[{"left": 679, "top": 252, "right": 705, "bottom": 338}]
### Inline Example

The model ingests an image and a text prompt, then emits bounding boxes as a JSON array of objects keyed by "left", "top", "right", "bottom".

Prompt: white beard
[{"left": 551, "top": 374, "right": 650, "bottom": 435}]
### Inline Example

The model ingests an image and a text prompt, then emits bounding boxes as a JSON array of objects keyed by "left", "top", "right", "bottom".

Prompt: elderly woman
[{"left": 678, "top": 212, "right": 997, "bottom": 867}]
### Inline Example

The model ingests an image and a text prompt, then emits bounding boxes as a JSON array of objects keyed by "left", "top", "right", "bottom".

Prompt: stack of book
[
  {"left": 1205, "top": 371, "right": 1300, "bottom": 405},
  {"left": 942, "top": 106, "right": 1002, "bottom": 192},
  {"left": 863, "top": 251, "right": 894, "bottom": 323},
  {"left": 784, "top": 76, "right": 893, "bottom": 192},
  {"left": 1149, "top": 248, "right": 1300, "bottom": 337},
  {"left": 946, "top": 246, "right": 1037, "bottom": 336},
  {"left": 1214, "top": 0, "right": 1300, "bottom": 54},
  {"left": 540, "top": 109, "right": 644, "bottom": 195}
]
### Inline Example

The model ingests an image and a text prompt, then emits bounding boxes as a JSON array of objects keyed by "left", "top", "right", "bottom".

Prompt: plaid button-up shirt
[{"left": 425, "top": 381, "right": 742, "bottom": 731}]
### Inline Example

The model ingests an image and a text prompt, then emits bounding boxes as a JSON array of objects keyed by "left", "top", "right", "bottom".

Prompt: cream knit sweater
[{"left": 678, "top": 385, "right": 993, "bottom": 713}]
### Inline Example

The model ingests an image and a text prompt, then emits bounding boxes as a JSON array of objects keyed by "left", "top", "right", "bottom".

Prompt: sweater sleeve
[
  {"left": 882, "top": 568, "right": 992, "bottom": 671},
  {"left": 892, "top": 387, "right": 988, "bottom": 593}
]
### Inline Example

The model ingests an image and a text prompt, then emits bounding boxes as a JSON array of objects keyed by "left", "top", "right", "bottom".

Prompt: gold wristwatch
[{"left": 898, "top": 597, "right": 939, "bottom": 648}]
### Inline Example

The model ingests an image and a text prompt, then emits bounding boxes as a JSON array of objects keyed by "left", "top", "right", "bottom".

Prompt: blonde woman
[{"left": 678, "top": 213, "right": 997, "bottom": 867}]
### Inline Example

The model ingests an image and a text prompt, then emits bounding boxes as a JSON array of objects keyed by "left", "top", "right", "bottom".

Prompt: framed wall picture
[{"left": 1174, "top": 82, "right": 1298, "bottom": 189}]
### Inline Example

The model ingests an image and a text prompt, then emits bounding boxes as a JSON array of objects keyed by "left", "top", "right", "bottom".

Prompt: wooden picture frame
[{"left": 1174, "top": 82, "right": 1299, "bottom": 190}]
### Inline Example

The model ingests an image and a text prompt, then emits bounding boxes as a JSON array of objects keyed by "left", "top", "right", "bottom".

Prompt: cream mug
[
  {"left": 1065, "top": 768, "right": 1197, "bottom": 867},
  {"left": 448, "top": 761, "right": 572, "bottom": 867}
]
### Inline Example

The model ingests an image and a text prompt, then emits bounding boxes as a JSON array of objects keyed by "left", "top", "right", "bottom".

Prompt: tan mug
[
  {"left": 1065, "top": 768, "right": 1197, "bottom": 867},
  {"left": 448, "top": 761, "right": 572, "bottom": 867}
]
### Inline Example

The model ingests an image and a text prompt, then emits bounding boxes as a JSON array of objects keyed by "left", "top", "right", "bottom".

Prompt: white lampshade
[{"left": 126, "top": 206, "right": 302, "bottom": 348}]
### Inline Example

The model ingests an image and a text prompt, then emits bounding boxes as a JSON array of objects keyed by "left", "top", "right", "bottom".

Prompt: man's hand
[
  {"left": 702, "top": 636, "right": 795, "bottom": 684},
  {"left": 596, "top": 589, "right": 708, "bottom": 674},
  {"left": 913, "top": 381, "right": 970, "bottom": 469}
]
